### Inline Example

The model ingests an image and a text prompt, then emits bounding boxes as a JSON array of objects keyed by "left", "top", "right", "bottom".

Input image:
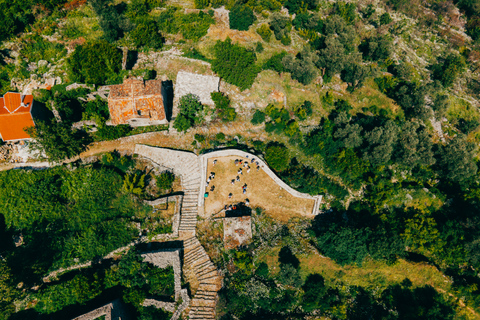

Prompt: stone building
[{"left": 107, "top": 78, "right": 168, "bottom": 127}]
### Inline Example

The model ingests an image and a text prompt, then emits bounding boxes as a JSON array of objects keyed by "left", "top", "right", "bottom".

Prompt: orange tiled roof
[
  {"left": 108, "top": 78, "right": 165, "bottom": 125},
  {"left": 0, "top": 92, "right": 35, "bottom": 141}
]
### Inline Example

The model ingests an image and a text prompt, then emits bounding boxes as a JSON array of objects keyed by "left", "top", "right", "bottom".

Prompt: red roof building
[{"left": 0, "top": 92, "right": 35, "bottom": 141}]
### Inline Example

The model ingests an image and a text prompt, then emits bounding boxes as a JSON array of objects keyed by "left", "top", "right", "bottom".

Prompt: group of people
[{"left": 206, "top": 156, "right": 262, "bottom": 207}]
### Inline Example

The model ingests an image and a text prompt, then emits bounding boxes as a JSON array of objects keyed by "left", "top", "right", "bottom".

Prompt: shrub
[
  {"left": 284, "top": 0, "right": 317, "bottom": 14},
  {"left": 173, "top": 94, "right": 204, "bottom": 132},
  {"left": 67, "top": 40, "right": 122, "bottom": 85},
  {"left": 251, "top": 110, "right": 266, "bottom": 125},
  {"left": 156, "top": 7, "right": 215, "bottom": 41},
  {"left": 255, "top": 42, "right": 264, "bottom": 53},
  {"left": 194, "top": 0, "right": 209, "bottom": 8},
  {"left": 216, "top": 132, "right": 226, "bottom": 140},
  {"left": 156, "top": 171, "right": 175, "bottom": 190},
  {"left": 294, "top": 100, "right": 313, "bottom": 120},
  {"left": 265, "top": 143, "right": 290, "bottom": 172},
  {"left": 229, "top": 4, "right": 255, "bottom": 31},
  {"left": 94, "top": 124, "right": 133, "bottom": 141},
  {"left": 123, "top": 173, "right": 146, "bottom": 195},
  {"left": 379, "top": 12, "right": 392, "bottom": 25},
  {"left": 212, "top": 38, "right": 259, "bottom": 90},
  {"left": 359, "top": 35, "right": 393, "bottom": 62},
  {"left": 256, "top": 24, "right": 272, "bottom": 42}
]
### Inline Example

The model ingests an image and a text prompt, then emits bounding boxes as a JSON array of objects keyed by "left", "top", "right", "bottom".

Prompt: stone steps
[{"left": 190, "top": 298, "right": 216, "bottom": 307}]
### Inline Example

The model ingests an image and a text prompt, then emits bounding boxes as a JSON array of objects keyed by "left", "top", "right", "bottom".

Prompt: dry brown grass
[{"left": 204, "top": 156, "right": 315, "bottom": 222}]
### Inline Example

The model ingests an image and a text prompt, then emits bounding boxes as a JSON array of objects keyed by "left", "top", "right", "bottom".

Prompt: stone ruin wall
[{"left": 173, "top": 71, "right": 220, "bottom": 119}]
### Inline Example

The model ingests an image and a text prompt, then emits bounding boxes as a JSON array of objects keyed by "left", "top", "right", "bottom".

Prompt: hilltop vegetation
[{"left": 1, "top": 0, "right": 480, "bottom": 318}]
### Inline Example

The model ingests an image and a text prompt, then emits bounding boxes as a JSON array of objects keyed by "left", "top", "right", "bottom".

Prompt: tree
[
  {"left": 278, "top": 246, "right": 300, "bottom": 268},
  {"left": 269, "top": 13, "right": 291, "bottom": 41},
  {"left": 0, "top": 261, "right": 17, "bottom": 319},
  {"left": 316, "top": 36, "right": 349, "bottom": 77},
  {"left": 89, "top": 0, "right": 131, "bottom": 42},
  {"left": 229, "top": 4, "right": 255, "bottom": 31},
  {"left": 212, "top": 38, "right": 259, "bottom": 90},
  {"left": 67, "top": 40, "right": 122, "bottom": 85},
  {"left": 123, "top": 173, "right": 146, "bottom": 195},
  {"left": 341, "top": 63, "right": 371, "bottom": 91},
  {"left": 262, "top": 51, "right": 288, "bottom": 73},
  {"left": 282, "top": 48, "right": 318, "bottom": 85},
  {"left": 432, "top": 54, "right": 466, "bottom": 87},
  {"left": 359, "top": 35, "right": 393, "bottom": 62},
  {"left": 25, "top": 119, "right": 91, "bottom": 162},
  {"left": 265, "top": 143, "right": 290, "bottom": 172},
  {"left": 211, "top": 92, "right": 237, "bottom": 122},
  {"left": 129, "top": 19, "right": 164, "bottom": 49},
  {"left": 256, "top": 24, "right": 272, "bottom": 42},
  {"left": 439, "top": 134, "right": 477, "bottom": 184},
  {"left": 173, "top": 94, "right": 204, "bottom": 132}
]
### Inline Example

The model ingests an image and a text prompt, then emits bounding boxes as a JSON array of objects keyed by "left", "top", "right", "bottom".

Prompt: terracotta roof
[
  {"left": 108, "top": 78, "right": 166, "bottom": 125},
  {"left": 0, "top": 92, "right": 35, "bottom": 141}
]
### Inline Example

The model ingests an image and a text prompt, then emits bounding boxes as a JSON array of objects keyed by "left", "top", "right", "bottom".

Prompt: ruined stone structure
[
  {"left": 108, "top": 78, "right": 168, "bottom": 127},
  {"left": 173, "top": 71, "right": 220, "bottom": 119},
  {"left": 223, "top": 216, "right": 252, "bottom": 249}
]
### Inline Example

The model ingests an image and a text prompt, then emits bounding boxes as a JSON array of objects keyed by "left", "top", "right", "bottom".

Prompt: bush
[
  {"left": 251, "top": 110, "right": 266, "bottom": 125},
  {"left": 156, "top": 171, "right": 175, "bottom": 190},
  {"left": 216, "top": 132, "right": 226, "bottom": 140},
  {"left": 294, "top": 100, "right": 313, "bottom": 120},
  {"left": 265, "top": 143, "right": 290, "bottom": 172},
  {"left": 67, "top": 40, "right": 122, "bottom": 85},
  {"left": 256, "top": 24, "right": 272, "bottom": 42},
  {"left": 156, "top": 7, "right": 215, "bottom": 41},
  {"left": 284, "top": 0, "right": 317, "bottom": 14},
  {"left": 379, "top": 12, "right": 393, "bottom": 25},
  {"left": 94, "top": 124, "right": 133, "bottom": 141},
  {"left": 229, "top": 4, "right": 255, "bottom": 31},
  {"left": 359, "top": 35, "right": 393, "bottom": 62},
  {"left": 212, "top": 38, "right": 259, "bottom": 90}
]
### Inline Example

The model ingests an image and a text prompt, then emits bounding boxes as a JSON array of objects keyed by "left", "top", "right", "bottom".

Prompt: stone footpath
[
  {"left": 134, "top": 145, "right": 223, "bottom": 319},
  {"left": 135, "top": 145, "right": 202, "bottom": 237},
  {"left": 183, "top": 237, "right": 222, "bottom": 320}
]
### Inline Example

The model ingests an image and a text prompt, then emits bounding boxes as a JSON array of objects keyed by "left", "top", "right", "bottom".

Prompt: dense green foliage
[
  {"left": 26, "top": 119, "right": 91, "bottom": 162},
  {"left": 211, "top": 92, "right": 237, "bottom": 122},
  {"left": 128, "top": 19, "right": 165, "bottom": 49},
  {"left": 265, "top": 143, "right": 290, "bottom": 172},
  {"left": 212, "top": 38, "right": 259, "bottom": 90},
  {"left": 67, "top": 41, "right": 122, "bottom": 85},
  {"left": 156, "top": 6, "right": 215, "bottom": 40},
  {"left": 34, "top": 250, "right": 174, "bottom": 316},
  {"left": 229, "top": 4, "right": 255, "bottom": 31},
  {"left": 156, "top": 171, "right": 175, "bottom": 191},
  {"left": 0, "top": 165, "right": 141, "bottom": 282},
  {"left": 173, "top": 94, "right": 204, "bottom": 132}
]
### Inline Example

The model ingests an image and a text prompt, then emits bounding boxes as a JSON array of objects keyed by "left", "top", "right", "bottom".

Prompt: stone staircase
[
  {"left": 183, "top": 237, "right": 222, "bottom": 320},
  {"left": 178, "top": 158, "right": 202, "bottom": 235}
]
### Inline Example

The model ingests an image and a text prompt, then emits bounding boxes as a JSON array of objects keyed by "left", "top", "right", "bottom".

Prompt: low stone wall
[
  {"left": 144, "top": 194, "right": 182, "bottom": 238},
  {"left": 72, "top": 299, "right": 125, "bottom": 320},
  {"left": 199, "top": 149, "right": 323, "bottom": 215},
  {"left": 141, "top": 248, "right": 182, "bottom": 301}
]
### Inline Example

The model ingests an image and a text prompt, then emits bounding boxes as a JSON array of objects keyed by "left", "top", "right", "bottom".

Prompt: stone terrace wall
[
  {"left": 199, "top": 149, "right": 323, "bottom": 215},
  {"left": 72, "top": 299, "right": 125, "bottom": 320},
  {"left": 141, "top": 249, "right": 182, "bottom": 301}
]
